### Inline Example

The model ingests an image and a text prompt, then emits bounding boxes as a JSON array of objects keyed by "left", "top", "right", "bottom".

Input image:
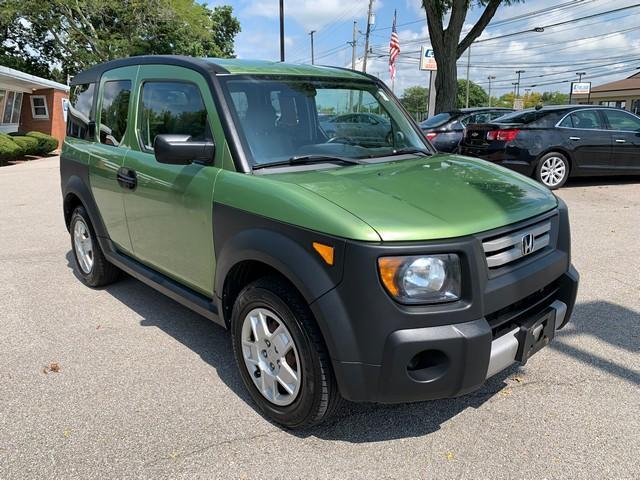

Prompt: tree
[
  {"left": 1, "top": 0, "right": 241, "bottom": 80},
  {"left": 456, "top": 80, "right": 488, "bottom": 108},
  {"left": 541, "top": 91, "right": 569, "bottom": 105},
  {"left": 400, "top": 86, "right": 429, "bottom": 117},
  {"left": 422, "top": 0, "right": 520, "bottom": 113}
]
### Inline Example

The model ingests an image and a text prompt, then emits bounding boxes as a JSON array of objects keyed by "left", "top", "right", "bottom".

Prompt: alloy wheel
[
  {"left": 73, "top": 219, "right": 94, "bottom": 274},
  {"left": 539, "top": 156, "right": 567, "bottom": 187},
  {"left": 240, "top": 308, "right": 302, "bottom": 406}
]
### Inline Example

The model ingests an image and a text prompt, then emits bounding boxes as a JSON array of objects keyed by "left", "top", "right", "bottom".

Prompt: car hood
[{"left": 267, "top": 154, "right": 557, "bottom": 241}]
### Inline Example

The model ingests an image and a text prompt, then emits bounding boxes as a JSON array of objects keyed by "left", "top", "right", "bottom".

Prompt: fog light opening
[{"left": 406, "top": 350, "right": 449, "bottom": 382}]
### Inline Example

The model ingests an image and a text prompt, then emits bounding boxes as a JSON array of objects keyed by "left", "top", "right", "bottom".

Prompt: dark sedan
[
  {"left": 420, "top": 107, "right": 513, "bottom": 152},
  {"left": 460, "top": 105, "right": 640, "bottom": 189}
]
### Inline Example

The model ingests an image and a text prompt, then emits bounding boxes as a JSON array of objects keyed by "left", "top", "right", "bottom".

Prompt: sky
[{"left": 207, "top": 0, "right": 640, "bottom": 97}]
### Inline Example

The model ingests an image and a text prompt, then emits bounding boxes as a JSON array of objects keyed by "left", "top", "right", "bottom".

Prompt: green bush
[
  {"left": 0, "top": 133, "right": 24, "bottom": 164},
  {"left": 26, "top": 131, "right": 58, "bottom": 154},
  {"left": 11, "top": 135, "right": 40, "bottom": 156}
]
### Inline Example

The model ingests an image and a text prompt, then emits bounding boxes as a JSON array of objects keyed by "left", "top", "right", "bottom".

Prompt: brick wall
[{"left": 19, "top": 88, "right": 68, "bottom": 151}]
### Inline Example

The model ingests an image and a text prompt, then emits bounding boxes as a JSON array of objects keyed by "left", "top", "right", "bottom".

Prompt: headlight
[{"left": 378, "top": 254, "right": 461, "bottom": 304}]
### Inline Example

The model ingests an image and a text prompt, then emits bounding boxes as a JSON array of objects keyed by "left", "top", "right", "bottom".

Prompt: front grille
[
  {"left": 486, "top": 279, "right": 560, "bottom": 338},
  {"left": 482, "top": 218, "right": 551, "bottom": 269}
]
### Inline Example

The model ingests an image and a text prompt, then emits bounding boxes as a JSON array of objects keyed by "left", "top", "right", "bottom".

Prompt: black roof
[{"left": 70, "top": 55, "right": 229, "bottom": 86}]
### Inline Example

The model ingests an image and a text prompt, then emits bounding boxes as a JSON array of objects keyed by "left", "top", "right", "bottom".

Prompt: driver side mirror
[{"left": 153, "top": 134, "right": 215, "bottom": 166}]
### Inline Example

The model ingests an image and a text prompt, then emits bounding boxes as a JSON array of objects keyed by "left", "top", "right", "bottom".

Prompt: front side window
[
  {"left": 99, "top": 80, "right": 131, "bottom": 146},
  {"left": 221, "top": 76, "right": 427, "bottom": 167},
  {"left": 602, "top": 109, "right": 640, "bottom": 131},
  {"left": 30, "top": 95, "right": 49, "bottom": 119},
  {"left": 67, "top": 83, "right": 95, "bottom": 140},
  {"left": 138, "top": 82, "right": 208, "bottom": 150}
]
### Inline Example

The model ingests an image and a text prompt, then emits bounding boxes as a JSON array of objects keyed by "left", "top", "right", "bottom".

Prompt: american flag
[{"left": 389, "top": 9, "right": 400, "bottom": 80}]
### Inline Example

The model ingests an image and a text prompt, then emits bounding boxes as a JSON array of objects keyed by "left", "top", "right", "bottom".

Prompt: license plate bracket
[{"left": 515, "top": 307, "right": 556, "bottom": 364}]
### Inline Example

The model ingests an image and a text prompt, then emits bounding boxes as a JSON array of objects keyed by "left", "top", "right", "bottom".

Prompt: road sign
[
  {"left": 513, "top": 98, "right": 525, "bottom": 111},
  {"left": 420, "top": 46, "right": 437, "bottom": 71},
  {"left": 571, "top": 82, "right": 591, "bottom": 95}
]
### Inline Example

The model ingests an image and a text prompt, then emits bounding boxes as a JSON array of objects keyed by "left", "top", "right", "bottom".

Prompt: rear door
[
  {"left": 557, "top": 109, "right": 612, "bottom": 171},
  {"left": 89, "top": 66, "right": 137, "bottom": 253},
  {"left": 122, "top": 65, "right": 224, "bottom": 296},
  {"left": 601, "top": 108, "right": 640, "bottom": 172}
]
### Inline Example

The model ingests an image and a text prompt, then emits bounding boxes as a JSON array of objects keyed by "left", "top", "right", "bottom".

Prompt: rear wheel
[
  {"left": 70, "top": 206, "right": 120, "bottom": 287},
  {"left": 535, "top": 152, "right": 569, "bottom": 189},
  {"left": 230, "top": 276, "right": 341, "bottom": 429}
]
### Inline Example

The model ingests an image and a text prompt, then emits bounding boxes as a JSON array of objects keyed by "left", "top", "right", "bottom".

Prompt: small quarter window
[
  {"left": 99, "top": 80, "right": 131, "bottom": 146},
  {"left": 138, "top": 82, "right": 208, "bottom": 150},
  {"left": 67, "top": 83, "right": 96, "bottom": 140},
  {"left": 30, "top": 95, "right": 49, "bottom": 119}
]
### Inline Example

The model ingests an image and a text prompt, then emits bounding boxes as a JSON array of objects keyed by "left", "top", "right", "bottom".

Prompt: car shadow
[
  {"left": 563, "top": 175, "right": 640, "bottom": 188},
  {"left": 65, "top": 252, "right": 639, "bottom": 442}
]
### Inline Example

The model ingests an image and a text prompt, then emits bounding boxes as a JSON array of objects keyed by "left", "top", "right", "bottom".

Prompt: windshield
[
  {"left": 493, "top": 109, "right": 550, "bottom": 124},
  {"left": 420, "top": 112, "right": 454, "bottom": 129},
  {"left": 220, "top": 76, "right": 429, "bottom": 168}
]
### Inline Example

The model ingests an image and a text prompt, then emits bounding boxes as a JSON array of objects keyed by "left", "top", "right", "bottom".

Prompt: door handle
[
  {"left": 569, "top": 136, "right": 580, "bottom": 141},
  {"left": 615, "top": 139, "right": 626, "bottom": 143},
  {"left": 117, "top": 168, "right": 137, "bottom": 190}
]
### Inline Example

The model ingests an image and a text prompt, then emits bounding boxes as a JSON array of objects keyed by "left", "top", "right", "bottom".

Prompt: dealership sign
[
  {"left": 571, "top": 82, "right": 591, "bottom": 95},
  {"left": 420, "top": 47, "right": 437, "bottom": 71}
]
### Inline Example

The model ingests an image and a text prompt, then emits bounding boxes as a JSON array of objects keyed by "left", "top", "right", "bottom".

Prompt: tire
[
  {"left": 70, "top": 206, "right": 120, "bottom": 287},
  {"left": 230, "top": 276, "right": 341, "bottom": 429},
  {"left": 535, "top": 152, "right": 570, "bottom": 189}
]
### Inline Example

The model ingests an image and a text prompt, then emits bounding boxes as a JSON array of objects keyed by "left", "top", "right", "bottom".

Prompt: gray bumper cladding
[{"left": 486, "top": 300, "right": 567, "bottom": 379}]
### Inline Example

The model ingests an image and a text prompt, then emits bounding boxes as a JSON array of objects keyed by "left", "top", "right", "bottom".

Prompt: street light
[
  {"left": 488, "top": 76, "right": 496, "bottom": 107},
  {"left": 576, "top": 72, "right": 586, "bottom": 82}
]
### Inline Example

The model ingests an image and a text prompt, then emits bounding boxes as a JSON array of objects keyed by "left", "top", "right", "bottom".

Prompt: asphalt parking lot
[{"left": 1, "top": 157, "right": 638, "bottom": 479}]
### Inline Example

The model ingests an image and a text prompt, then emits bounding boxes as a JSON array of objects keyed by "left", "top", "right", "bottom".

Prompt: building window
[
  {"left": 30, "top": 95, "right": 49, "bottom": 119},
  {"left": 1, "top": 91, "right": 23, "bottom": 125}
]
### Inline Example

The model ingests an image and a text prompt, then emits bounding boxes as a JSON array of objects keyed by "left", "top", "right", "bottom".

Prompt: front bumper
[{"left": 309, "top": 204, "right": 578, "bottom": 403}]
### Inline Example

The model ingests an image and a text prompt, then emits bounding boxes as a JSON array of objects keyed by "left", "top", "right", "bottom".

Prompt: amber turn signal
[
  {"left": 377, "top": 257, "right": 404, "bottom": 297},
  {"left": 312, "top": 242, "right": 334, "bottom": 266}
]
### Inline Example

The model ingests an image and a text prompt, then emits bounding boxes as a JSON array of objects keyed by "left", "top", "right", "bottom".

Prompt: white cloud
[{"left": 244, "top": 0, "right": 373, "bottom": 31}]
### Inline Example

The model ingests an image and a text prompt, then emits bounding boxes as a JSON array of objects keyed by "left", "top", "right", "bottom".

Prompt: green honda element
[{"left": 61, "top": 56, "right": 579, "bottom": 428}]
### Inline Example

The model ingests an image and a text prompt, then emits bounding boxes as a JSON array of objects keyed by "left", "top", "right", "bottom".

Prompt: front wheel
[
  {"left": 230, "top": 277, "right": 341, "bottom": 429},
  {"left": 535, "top": 152, "right": 569, "bottom": 189}
]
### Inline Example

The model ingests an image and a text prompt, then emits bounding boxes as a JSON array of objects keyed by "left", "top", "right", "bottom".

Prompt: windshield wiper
[
  {"left": 389, "top": 147, "right": 433, "bottom": 157},
  {"left": 253, "top": 155, "right": 364, "bottom": 170}
]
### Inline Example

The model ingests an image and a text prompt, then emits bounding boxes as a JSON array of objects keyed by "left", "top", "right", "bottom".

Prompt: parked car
[
  {"left": 460, "top": 105, "right": 640, "bottom": 189},
  {"left": 420, "top": 107, "right": 513, "bottom": 152},
  {"left": 61, "top": 56, "right": 578, "bottom": 429},
  {"left": 322, "top": 112, "right": 391, "bottom": 146}
]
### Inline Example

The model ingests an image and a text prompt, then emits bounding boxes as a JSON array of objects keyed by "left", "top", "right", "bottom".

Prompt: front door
[
  {"left": 122, "top": 65, "right": 225, "bottom": 296},
  {"left": 601, "top": 108, "right": 640, "bottom": 172}
]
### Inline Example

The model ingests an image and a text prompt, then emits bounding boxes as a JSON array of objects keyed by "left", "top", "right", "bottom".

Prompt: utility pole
[
  {"left": 515, "top": 70, "right": 525, "bottom": 97},
  {"left": 279, "top": 0, "right": 285, "bottom": 62},
  {"left": 487, "top": 75, "right": 496, "bottom": 107},
  {"left": 362, "top": 0, "right": 375, "bottom": 73},
  {"left": 465, "top": 46, "right": 471, "bottom": 108},
  {"left": 512, "top": 82, "right": 518, "bottom": 97},
  {"left": 348, "top": 21, "right": 357, "bottom": 70},
  {"left": 309, "top": 30, "right": 316, "bottom": 65}
]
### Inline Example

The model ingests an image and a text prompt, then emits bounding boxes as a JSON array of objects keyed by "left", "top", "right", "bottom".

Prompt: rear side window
[
  {"left": 560, "top": 110, "right": 604, "bottom": 130},
  {"left": 602, "top": 109, "right": 640, "bottom": 131},
  {"left": 67, "top": 83, "right": 95, "bottom": 140},
  {"left": 138, "top": 82, "right": 208, "bottom": 150},
  {"left": 99, "top": 80, "right": 131, "bottom": 146}
]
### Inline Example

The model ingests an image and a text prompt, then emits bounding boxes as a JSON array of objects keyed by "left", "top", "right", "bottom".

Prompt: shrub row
[{"left": 0, "top": 131, "right": 58, "bottom": 165}]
